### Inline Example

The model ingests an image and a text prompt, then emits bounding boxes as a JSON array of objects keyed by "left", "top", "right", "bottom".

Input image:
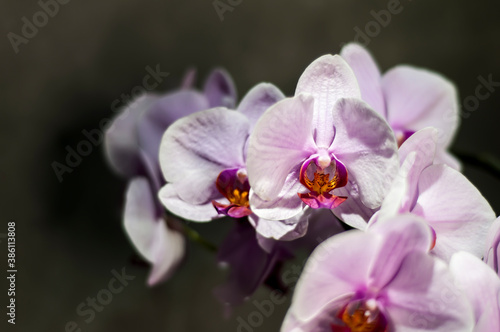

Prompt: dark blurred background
[{"left": 1, "top": 0, "right": 500, "bottom": 331}]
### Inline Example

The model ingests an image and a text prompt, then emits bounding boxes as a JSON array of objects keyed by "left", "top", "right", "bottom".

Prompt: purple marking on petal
[
  {"left": 298, "top": 192, "right": 347, "bottom": 209},
  {"left": 227, "top": 206, "right": 252, "bottom": 218},
  {"left": 212, "top": 201, "right": 252, "bottom": 219}
]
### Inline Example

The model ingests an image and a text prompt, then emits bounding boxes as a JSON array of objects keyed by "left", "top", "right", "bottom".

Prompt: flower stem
[
  {"left": 453, "top": 150, "right": 500, "bottom": 180},
  {"left": 182, "top": 223, "right": 218, "bottom": 252}
]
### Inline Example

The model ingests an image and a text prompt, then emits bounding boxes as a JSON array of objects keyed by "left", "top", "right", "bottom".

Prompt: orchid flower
[
  {"left": 156, "top": 78, "right": 318, "bottom": 237},
  {"left": 246, "top": 55, "right": 399, "bottom": 230},
  {"left": 449, "top": 251, "right": 500, "bottom": 332},
  {"left": 340, "top": 43, "right": 460, "bottom": 169},
  {"left": 373, "top": 127, "right": 496, "bottom": 262},
  {"left": 105, "top": 69, "right": 236, "bottom": 284},
  {"left": 485, "top": 216, "right": 500, "bottom": 275},
  {"left": 158, "top": 82, "right": 285, "bottom": 223},
  {"left": 281, "top": 214, "right": 473, "bottom": 332}
]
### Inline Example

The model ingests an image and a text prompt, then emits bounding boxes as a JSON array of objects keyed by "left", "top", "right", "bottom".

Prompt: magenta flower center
[
  {"left": 331, "top": 299, "right": 387, "bottom": 332},
  {"left": 298, "top": 153, "right": 348, "bottom": 209},
  {"left": 394, "top": 129, "right": 415, "bottom": 147},
  {"left": 212, "top": 168, "right": 252, "bottom": 219}
]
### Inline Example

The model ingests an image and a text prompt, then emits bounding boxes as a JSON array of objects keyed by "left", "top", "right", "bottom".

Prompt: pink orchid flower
[
  {"left": 106, "top": 69, "right": 236, "bottom": 285},
  {"left": 158, "top": 82, "right": 285, "bottom": 223},
  {"left": 341, "top": 43, "right": 460, "bottom": 170},
  {"left": 373, "top": 127, "right": 496, "bottom": 262},
  {"left": 246, "top": 54, "right": 399, "bottom": 231},
  {"left": 282, "top": 215, "right": 473, "bottom": 332}
]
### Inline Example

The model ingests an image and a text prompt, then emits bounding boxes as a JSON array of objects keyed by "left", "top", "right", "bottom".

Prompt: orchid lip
[
  {"left": 298, "top": 153, "right": 348, "bottom": 210},
  {"left": 331, "top": 298, "right": 388, "bottom": 332},
  {"left": 212, "top": 168, "right": 252, "bottom": 218}
]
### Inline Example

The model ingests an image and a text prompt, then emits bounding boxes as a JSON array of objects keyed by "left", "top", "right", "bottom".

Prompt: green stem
[
  {"left": 452, "top": 150, "right": 500, "bottom": 180},
  {"left": 182, "top": 223, "right": 218, "bottom": 252}
]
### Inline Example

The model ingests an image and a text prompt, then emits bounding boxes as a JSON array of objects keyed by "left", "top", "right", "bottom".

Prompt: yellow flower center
[
  {"left": 227, "top": 188, "right": 250, "bottom": 207},
  {"left": 332, "top": 300, "right": 387, "bottom": 332},
  {"left": 303, "top": 170, "right": 341, "bottom": 195},
  {"left": 341, "top": 306, "right": 381, "bottom": 332}
]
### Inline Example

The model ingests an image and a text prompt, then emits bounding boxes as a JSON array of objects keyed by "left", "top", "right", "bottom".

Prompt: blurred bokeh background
[{"left": 2, "top": 0, "right": 500, "bottom": 331}]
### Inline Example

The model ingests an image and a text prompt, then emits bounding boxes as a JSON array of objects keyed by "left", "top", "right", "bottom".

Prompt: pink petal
[
  {"left": 295, "top": 55, "right": 361, "bottom": 147},
  {"left": 203, "top": 68, "right": 237, "bottom": 108},
  {"left": 331, "top": 98, "right": 399, "bottom": 209},
  {"left": 398, "top": 127, "right": 439, "bottom": 210},
  {"left": 384, "top": 251, "right": 474, "bottom": 331},
  {"left": 147, "top": 221, "right": 185, "bottom": 286},
  {"left": 249, "top": 165, "right": 307, "bottom": 221},
  {"left": 414, "top": 164, "right": 496, "bottom": 261},
  {"left": 158, "top": 184, "right": 221, "bottom": 222},
  {"left": 331, "top": 182, "right": 378, "bottom": 230},
  {"left": 247, "top": 94, "right": 317, "bottom": 201},
  {"left": 340, "top": 43, "right": 386, "bottom": 117},
  {"left": 368, "top": 214, "right": 433, "bottom": 289},
  {"left": 288, "top": 214, "right": 467, "bottom": 331},
  {"left": 283, "top": 297, "right": 352, "bottom": 332},
  {"left": 137, "top": 90, "right": 210, "bottom": 168},
  {"left": 382, "top": 65, "right": 459, "bottom": 149},
  {"left": 124, "top": 178, "right": 185, "bottom": 285},
  {"left": 374, "top": 128, "right": 440, "bottom": 224},
  {"left": 398, "top": 127, "right": 438, "bottom": 170},
  {"left": 248, "top": 208, "right": 309, "bottom": 241},
  {"left": 292, "top": 230, "right": 378, "bottom": 321},
  {"left": 374, "top": 154, "right": 414, "bottom": 223},
  {"left": 237, "top": 83, "right": 285, "bottom": 130},
  {"left": 434, "top": 150, "right": 462, "bottom": 171},
  {"left": 160, "top": 108, "right": 249, "bottom": 205},
  {"left": 450, "top": 251, "right": 500, "bottom": 332},
  {"left": 104, "top": 95, "right": 160, "bottom": 177}
]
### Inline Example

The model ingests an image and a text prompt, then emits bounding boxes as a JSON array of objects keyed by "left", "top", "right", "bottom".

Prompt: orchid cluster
[{"left": 105, "top": 43, "right": 499, "bottom": 331}]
